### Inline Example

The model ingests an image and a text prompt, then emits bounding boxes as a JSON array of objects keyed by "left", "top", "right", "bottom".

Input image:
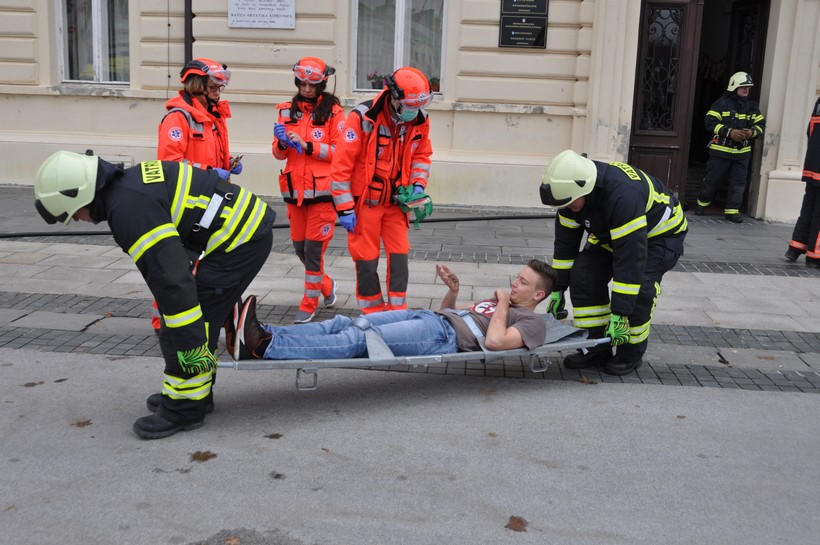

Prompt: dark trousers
[
  {"left": 697, "top": 154, "right": 750, "bottom": 213},
  {"left": 790, "top": 183, "right": 820, "bottom": 262},
  {"left": 158, "top": 230, "right": 273, "bottom": 424},
  {"left": 569, "top": 234, "right": 685, "bottom": 363}
]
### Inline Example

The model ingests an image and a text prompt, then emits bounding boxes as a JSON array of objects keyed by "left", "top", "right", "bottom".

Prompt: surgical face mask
[{"left": 397, "top": 107, "right": 419, "bottom": 122}]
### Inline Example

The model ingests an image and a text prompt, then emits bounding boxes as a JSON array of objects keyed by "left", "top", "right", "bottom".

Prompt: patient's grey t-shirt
[{"left": 439, "top": 299, "right": 546, "bottom": 351}]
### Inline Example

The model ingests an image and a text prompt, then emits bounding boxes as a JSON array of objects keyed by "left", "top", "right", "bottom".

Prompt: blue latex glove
[
  {"left": 213, "top": 168, "right": 230, "bottom": 181},
  {"left": 339, "top": 211, "right": 357, "bottom": 233},
  {"left": 274, "top": 123, "right": 303, "bottom": 154},
  {"left": 230, "top": 160, "right": 243, "bottom": 175},
  {"left": 412, "top": 184, "right": 425, "bottom": 195},
  {"left": 273, "top": 123, "right": 289, "bottom": 143}
]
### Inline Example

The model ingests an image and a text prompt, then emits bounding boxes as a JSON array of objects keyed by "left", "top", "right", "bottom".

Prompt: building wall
[{"left": 0, "top": 0, "right": 818, "bottom": 221}]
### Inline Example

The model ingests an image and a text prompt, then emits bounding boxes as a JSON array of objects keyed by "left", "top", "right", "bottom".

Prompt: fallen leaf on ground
[
  {"left": 505, "top": 515, "right": 527, "bottom": 532},
  {"left": 757, "top": 354, "right": 775, "bottom": 361},
  {"left": 73, "top": 420, "right": 92, "bottom": 428},
  {"left": 578, "top": 375, "right": 598, "bottom": 384},
  {"left": 23, "top": 381, "right": 44, "bottom": 388},
  {"left": 677, "top": 415, "right": 686, "bottom": 420},
  {"left": 190, "top": 450, "right": 217, "bottom": 463},
  {"left": 265, "top": 433, "right": 283, "bottom": 439},
  {"left": 488, "top": 432, "right": 497, "bottom": 438},
  {"left": 716, "top": 351, "right": 732, "bottom": 366},
  {"left": 225, "top": 536, "right": 241, "bottom": 545},
  {"left": 321, "top": 447, "right": 330, "bottom": 453}
]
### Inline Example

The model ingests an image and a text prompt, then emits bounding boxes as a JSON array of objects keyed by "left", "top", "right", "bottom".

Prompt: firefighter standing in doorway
[
  {"left": 34, "top": 152, "right": 275, "bottom": 439},
  {"left": 540, "top": 150, "right": 688, "bottom": 375},
  {"left": 695, "top": 71, "right": 766, "bottom": 223},
  {"left": 330, "top": 66, "right": 434, "bottom": 313},
  {"left": 273, "top": 56, "right": 346, "bottom": 323}
]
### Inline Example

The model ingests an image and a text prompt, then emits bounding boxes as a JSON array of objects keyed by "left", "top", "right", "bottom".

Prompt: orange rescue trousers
[
  {"left": 288, "top": 202, "right": 337, "bottom": 313},
  {"left": 347, "top": 204, "right": 410, "bottom": 313}
]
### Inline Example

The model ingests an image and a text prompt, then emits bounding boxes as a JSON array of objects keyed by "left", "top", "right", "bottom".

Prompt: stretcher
[{"left": 217, "top": 314, "right": 611, "bottom": 390}]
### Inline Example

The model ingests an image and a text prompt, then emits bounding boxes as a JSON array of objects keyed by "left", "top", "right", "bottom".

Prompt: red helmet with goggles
[
  {"left": 180, "top": 58, "right": 231, "bottom": 86},
  {"left": 293, "top": 57, "right": 335, "bottom": 84},
  {"left": 386, "top": 67, "right": 433, "bottom": 110}
]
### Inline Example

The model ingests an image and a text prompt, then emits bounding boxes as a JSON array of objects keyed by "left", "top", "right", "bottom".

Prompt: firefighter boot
[
  {"left": 603, "top": 355, "right": 644, "bottom": 376},
  {"left": 562, "top": 344, "right": 612, "bottom": 369},
  {"left": 783, "top": 248, "right": 801, "bottom": 263},
  {"left": 132, "top": 412, "right": 204, "bottom": 440},
  {"left": 146, "top": 393, "right": 214, "bottom": 414}
]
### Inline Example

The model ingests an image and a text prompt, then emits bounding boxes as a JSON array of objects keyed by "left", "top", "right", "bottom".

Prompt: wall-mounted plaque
[
  {"left": 499, "top": 0, "right": 548, "bottom": 49},
  {"left": 228, "top": 0, "right": 295, "bottom": 29}
]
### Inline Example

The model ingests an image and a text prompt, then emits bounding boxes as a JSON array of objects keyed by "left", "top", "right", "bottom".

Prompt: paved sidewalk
[{"left": 1, "top": 183, "right": 819, "bottom": 545}]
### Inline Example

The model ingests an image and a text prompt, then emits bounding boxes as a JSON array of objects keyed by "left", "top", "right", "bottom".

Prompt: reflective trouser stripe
[
  {"left": 162, "top": 370, "right": 214, "bottom": 401},
  {"left": 573, "top": 304, "right": 611, "bottom": 330}
]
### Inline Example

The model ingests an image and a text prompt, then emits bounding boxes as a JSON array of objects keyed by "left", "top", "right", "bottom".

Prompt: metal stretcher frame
[{"left": 216, "top": 314, "right": 612, "bottom": 391}]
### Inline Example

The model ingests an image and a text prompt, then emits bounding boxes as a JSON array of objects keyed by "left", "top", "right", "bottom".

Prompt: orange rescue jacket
[
  {"left": 157, "top": 91, "right": 232, "bottom": 170},
  {"left": 273, "top": 97, "right": 346, "bottom": 205},
  {"left": 330, "top": 90, "right": 432, "bottom": 213}
]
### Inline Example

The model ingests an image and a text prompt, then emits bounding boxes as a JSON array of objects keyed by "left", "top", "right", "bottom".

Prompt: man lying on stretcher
[{"left": 228, "top": 259, "right": 556, "bottom": 360}]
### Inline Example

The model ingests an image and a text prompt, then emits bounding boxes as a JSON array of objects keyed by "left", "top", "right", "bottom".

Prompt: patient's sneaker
[
  {"left": 562, "top": 344, "right": 612, "bottom": 369},
  {"left": 223, "top": 298, "right": 249, "bottom": 360},
  {"left": 237, "top": 295, "right": 272, "bottom": 359}
]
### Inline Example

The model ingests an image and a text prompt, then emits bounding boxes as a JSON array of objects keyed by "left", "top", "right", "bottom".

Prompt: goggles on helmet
[
  {"left": 180, "top": 58, "right": 231, "bottom": 87},
  {"left": 293, "top": 57, "right": 334, "bottom": 84},
  {"left": 387, "top": 67, "right": 433, "bottom": 111}
]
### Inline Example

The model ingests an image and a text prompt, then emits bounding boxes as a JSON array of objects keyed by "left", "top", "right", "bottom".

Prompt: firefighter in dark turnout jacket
[
  {"left": 695, "top": 71, "right": 766, "bottom": 223},
  {"left": 539, "top": 150, "right": 688, "bottom": 375},
  {"left": 784, "top": 96, "right": 820, "bottom": 268},
  {"left": 34, "top": 151, "right": 275, "bottom": 439}
]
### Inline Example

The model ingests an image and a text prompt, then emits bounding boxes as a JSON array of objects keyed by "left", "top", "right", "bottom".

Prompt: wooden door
[{"left": 629, "top": 0, "right": 704, "bottom": 201}]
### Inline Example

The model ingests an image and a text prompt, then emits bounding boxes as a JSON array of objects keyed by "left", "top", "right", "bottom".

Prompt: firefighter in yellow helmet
[
  {"left": 34, "top": 151, "right": 276, "bottom": 439},
  {"left": 695, "top": 71, "right": 766, "bottom": 223},
  {"left": 539, "top": 150, "right": 688, "bottom": 375}
]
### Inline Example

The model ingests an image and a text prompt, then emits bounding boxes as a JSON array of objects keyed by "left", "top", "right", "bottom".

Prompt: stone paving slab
[{"left": 11, "top": 310, "right": 104, "bottom": 331}]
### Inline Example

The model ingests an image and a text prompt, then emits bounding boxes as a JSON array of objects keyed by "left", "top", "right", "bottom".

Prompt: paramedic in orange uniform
[
  {"left": 273, "top": 57, "right": 346, "bottom": 323},
  {"left": 330, "top": 66, "right": 434, "bottom": 314},
  {"left": 151, "top": 58, "right": 244, "bottom": 333}
]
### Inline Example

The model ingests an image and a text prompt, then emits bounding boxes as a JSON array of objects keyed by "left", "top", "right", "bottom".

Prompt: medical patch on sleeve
[
  {"left": 344, "top": 128, "right": 358, "bottom": 142},
  {"left": 140, "top": 160, "right": 165, "bottom": 184},
  {"left": 167, "top": 127, "right": 184, "bottom": 141},
  {"left": 311, "top": 128, "right": 325, "bottom": 141}
]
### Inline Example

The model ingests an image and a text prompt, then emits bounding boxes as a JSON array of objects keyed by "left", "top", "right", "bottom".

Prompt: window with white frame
[
  {"left": 355, "top": 0, "right": 444, "bottom": 92},
  {"left": 61, "top": 0, "right": 130, "bottom": 83}
]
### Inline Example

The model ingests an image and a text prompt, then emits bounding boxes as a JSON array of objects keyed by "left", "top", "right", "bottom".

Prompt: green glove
[
  {"left": 177, "top": 343, "right": 218, "bottom": 374},
  {"left": 546, "top": 291, "right": 565, "bottom": 318},
  {"left": 606, "top": 314, "right": 630, "bottom": 346}
]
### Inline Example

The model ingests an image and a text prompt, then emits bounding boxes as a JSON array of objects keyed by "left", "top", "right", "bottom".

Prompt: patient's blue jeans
[{"left": 261, "top": 309, "right": 459, "bottom": 360}]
